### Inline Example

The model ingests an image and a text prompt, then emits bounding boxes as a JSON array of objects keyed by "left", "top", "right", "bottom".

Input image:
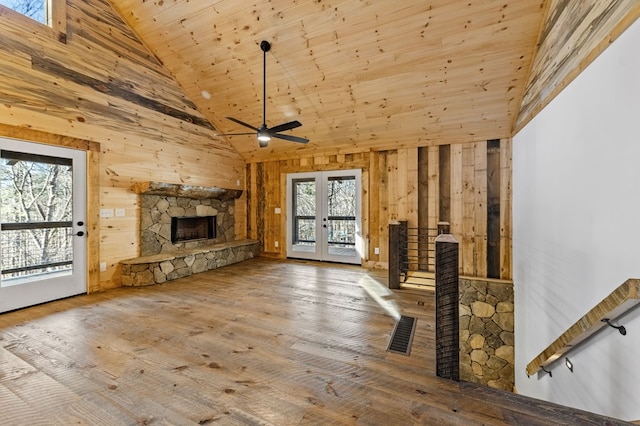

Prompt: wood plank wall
[
  {"left": 1, "top": 0, "right": 631, "bottom": 290},
  {"left": 246, "top": 139, "right": 512, "bottom": 280},
  {"left": 0, "top": 0, "right": 245, "bottom": 290},
  {"left": 516, "top": 0, "right": 640, "bottom": 131}
]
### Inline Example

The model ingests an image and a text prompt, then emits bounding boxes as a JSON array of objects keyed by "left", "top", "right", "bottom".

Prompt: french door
[
  {"left": 286, "top": 169, "right": 362, "bottom": 264},
  {"left": 0, "top": 138, "right": 87, "bottom": 313}
]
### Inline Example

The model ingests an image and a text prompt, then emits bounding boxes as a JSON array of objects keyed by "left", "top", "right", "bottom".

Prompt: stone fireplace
[
  {"left": 135, "top": 182, "right": 242, "bottom": 256},
  {"left": 121, "top": 182, "right": 259, "bottom": 287}
]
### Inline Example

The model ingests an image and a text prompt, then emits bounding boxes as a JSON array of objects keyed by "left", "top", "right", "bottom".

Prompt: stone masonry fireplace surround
[
  {"left": 121, "top": 182, "right": 259, "bottom": 287},
  {"left": 141, "top": 195, "right": 233, "bottom": 255},
  {"left": 135, "top": 181, "right": 243, "bottom": 256}
]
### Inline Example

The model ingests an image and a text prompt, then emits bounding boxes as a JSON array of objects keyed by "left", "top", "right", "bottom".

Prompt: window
[
  {"left": 0, "top": 0, "right": 47, "bottom": 24},
  {"left": 0, "top": 150, "right": 75, "bottom": 281},
  {"left": 0, "top": 0, "right": 66, "bottom": 42}
]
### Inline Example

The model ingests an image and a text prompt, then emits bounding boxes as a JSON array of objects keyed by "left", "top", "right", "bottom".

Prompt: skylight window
[{"left": 0, "top": 0, "right": 47, "bottom": 25}]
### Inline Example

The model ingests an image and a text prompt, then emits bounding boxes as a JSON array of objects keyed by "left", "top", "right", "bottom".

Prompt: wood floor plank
[
  {"left": 0, "top": 258, "right": 631, "bottom": 425},
  {"left": 0, "top": 385, "right": 53, "bottom": 425}
]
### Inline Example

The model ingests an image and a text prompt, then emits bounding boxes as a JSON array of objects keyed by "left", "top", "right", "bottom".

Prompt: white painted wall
[{"left": 513, "top": 18, "right": 640, "bottom": 421}]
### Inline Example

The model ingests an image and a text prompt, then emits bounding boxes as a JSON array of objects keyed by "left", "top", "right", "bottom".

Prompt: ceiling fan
[{"left": 224, "top": 40, "right": 309, "bottom": 148}]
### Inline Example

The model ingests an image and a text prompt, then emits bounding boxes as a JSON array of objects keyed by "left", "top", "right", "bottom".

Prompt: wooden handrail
[{"left": 526, "top": 278, "right": 640, "bottom": 377}]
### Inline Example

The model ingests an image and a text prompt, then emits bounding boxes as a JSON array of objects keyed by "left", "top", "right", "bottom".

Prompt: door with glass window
[
  {"left": 0, "top": 138, "right": 87, "bottom": 313},
  {"left": 286, "top": 169, "right": 362, "bottom": 264}
]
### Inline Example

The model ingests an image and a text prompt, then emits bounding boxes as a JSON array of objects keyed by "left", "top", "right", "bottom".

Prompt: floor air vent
[{"left": 387, "top": 315, "right": 417, "bottom": 355}]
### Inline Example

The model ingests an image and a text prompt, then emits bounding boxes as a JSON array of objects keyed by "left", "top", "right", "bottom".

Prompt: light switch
[
  {"left": 115, "top": 208, "right": 125, "bottom": 217},
  {"left": 274, "top": 207, "right": 281, "bottom": 214},
  {"left": 100, "top": 209, "right": 114, "bottom": 218}
]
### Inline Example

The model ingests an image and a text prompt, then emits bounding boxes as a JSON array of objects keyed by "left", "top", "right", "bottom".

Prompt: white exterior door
[
  {"left": 286, "top": 169, "right": 362, "bottom": 265},
  {"left": 0, "top": 138, "right": 87, "bottom": 313}
]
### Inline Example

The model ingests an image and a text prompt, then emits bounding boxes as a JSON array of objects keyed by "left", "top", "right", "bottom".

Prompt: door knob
[{"left": 75, "top": 231, "right": 85, "bottom": 237}]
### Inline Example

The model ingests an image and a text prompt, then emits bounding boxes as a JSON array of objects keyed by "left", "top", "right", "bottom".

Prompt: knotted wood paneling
[
  {"left": 517, "top": 1, "right": 640, "bottom": 131},
  {"left": 109, "top": 0, "right": 547, "bottom": 161},
  {"left": 0, "top": 0, "right": 245, "bottom": 290},
  {"left": 248, "top": 141, "right": 512, "bottom": 280}
]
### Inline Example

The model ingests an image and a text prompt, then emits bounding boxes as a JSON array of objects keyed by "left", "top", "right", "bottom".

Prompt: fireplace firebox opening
[{"left": 171, "top": 216, "right": 216, "bottom": 244}]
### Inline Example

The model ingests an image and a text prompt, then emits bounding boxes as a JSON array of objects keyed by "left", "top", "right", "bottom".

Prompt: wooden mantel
[{"left": 132, "top": 181, "right": 243, "bottom": 200}]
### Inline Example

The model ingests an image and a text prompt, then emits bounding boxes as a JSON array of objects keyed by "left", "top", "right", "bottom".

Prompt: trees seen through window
[{"left": 0, "top": 0, "right": 47, "bottom": 25}]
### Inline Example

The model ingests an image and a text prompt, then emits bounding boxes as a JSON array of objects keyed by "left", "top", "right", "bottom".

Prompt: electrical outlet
[
  {"left": 99, "top": 262, "right": 107, "bottom": 272},
  {"left": 100, "top": 209, "right": 113, "bottom": 218},
  {"left": 374, "top": 247, "right": 380, "bottom": 255},
  {"left": 275, "top": 241, "right": 279, "bottom": 248},
  {"left": 274, "top": 207, "right": 281, "bottom": 214},
  {"left": 115, "top": 208, "right": 125, "bottom": 217},
  {"left": 236, "top": 179, "right": 241, "bottom": 186}
]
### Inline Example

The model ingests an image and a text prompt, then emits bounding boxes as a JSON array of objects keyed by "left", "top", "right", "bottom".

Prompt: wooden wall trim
[
  {"left": 486, "top": 139, "right": 501, "bottom": 279},
  {"left": 0, "top": 124, "right": 100, "bottom": 293},
  {"left": 86, "top": 148, "right": 100, "bottom": 292},
  {"left": 0, "top": 123, "right": 98, "bottom": 152},
  {"left": 417, "top": 148, "right": 428, "bottom": 229},
  {"left": 474, "top": 140, "right": 488, "bottom": 279},
  {"left": 499, "top": 138, "right": 512, "bottom": 280},
  {"left": 279, "top": 159, "right": 368, "bottom": 173},
  {"left": 368, "top": 152, "right": 380, "bottom": 262},
  {"left": 247, "top": 163, "right": 257, "bottom": 241},
  {"left": 51, "top": 0, "right": 67, "bottom": 43}
]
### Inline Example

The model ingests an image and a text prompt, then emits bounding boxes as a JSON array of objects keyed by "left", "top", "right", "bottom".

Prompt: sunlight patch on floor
[{"left": 357, "top": 275, "right": 401, "bottom": 321}]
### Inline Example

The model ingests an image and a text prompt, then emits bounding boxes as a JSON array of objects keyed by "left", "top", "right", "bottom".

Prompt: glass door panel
[
  {"left": 292, "top": 177, "right": 317, "bottom": 254},
  {"left": 287, "top": 169, "right": 361, "bottom": 264},
  {"left": 1, "top": 151, "right": 74, "bottom": 283},
  {"left": 0, "top": 138, "right": 86, "bottom": 313},
  {"left": 321, "top": 170, "right": 361, "bottom": 263}
]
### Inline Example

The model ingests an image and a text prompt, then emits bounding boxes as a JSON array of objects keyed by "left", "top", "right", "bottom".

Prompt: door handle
[{"left": 75, "top": 231, "right": 85, "bottom": 237}]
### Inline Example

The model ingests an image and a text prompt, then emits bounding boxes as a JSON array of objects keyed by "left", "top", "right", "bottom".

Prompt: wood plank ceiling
[{"left": 108, "top": 0, "right": 546, "bottom": 162}]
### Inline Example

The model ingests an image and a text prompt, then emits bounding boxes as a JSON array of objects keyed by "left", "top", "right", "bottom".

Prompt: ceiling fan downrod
[
  {"left": 224, "top": 40, "right": 308, "bottom": 147},
  {"left": 257, "top": 40, "right": 271, "bottom": 144}
]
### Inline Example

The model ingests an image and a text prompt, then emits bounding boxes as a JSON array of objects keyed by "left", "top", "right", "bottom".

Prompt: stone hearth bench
[{"left": 120, "top": 239, "right": 259, "bottom": 286}]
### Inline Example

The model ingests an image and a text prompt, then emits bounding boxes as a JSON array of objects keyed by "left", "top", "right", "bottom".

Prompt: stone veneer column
[{"left": 459, "top": 278, "right": 514, "bottom": 391}]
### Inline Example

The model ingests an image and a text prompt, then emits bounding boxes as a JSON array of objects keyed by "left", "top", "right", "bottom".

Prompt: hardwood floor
[{"left": 0, "top": 258, "right": 630, "bottom": 425}]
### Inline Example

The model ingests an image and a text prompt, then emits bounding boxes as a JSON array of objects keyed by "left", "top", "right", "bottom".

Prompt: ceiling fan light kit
[
  {"left": 224, "top": 40, "right": 308, "bottom": 148},
  {"left": 257, "top": 125, "right": 271, "bottom": 142}
]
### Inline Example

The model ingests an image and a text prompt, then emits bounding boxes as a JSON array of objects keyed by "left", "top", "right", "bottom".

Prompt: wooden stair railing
[{"left": 526, "top": 278, "right": 640, "bottom": 377}]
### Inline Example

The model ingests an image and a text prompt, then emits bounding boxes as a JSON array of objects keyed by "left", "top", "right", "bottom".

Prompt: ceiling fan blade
[
  {"left": 227, "top": 43, "right": 307, "bottom": 147},
  {"left": 218, "top": 132, "right": 255, "bottom": 136},
  {"left": 269, "top": 120, "right": 302, "bottom": 133},
  {"left": 272, "top": 133, "right": 309, "bottom": 144},
  {"left": 226, "top": 117, "right": 259, "bottom": 131}
]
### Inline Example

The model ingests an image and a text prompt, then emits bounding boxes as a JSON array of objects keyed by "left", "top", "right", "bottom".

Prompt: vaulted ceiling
[{"left": 109, "top": 0, "right": 546, "bottom": 161}]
